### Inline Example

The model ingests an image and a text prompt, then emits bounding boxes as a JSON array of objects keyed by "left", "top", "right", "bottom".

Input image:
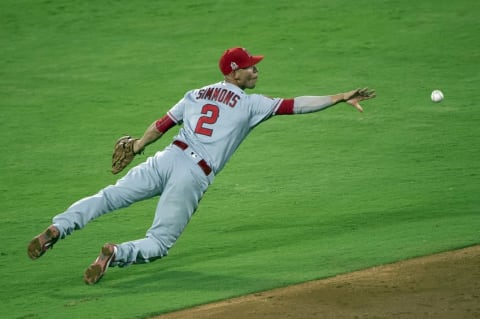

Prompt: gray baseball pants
[{"left": 52, "top": 145, "right": 213, "bottom": 267}]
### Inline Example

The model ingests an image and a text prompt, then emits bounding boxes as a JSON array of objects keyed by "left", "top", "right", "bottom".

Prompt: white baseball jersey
[{"left": 167, "top": 81, "right": 286, "bottom": 174}]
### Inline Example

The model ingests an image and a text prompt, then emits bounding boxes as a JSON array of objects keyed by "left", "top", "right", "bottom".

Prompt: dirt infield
[{"left": 154, "top": 245, "right": 480, "bottom": 319}]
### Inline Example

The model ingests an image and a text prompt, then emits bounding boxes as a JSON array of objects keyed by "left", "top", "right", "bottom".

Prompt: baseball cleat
[
  {"left": 84, "top": 243, "right": 117, "bottom": 285},
  {"left": 27, "top": 225, "right": 60, "bottom": 260}
]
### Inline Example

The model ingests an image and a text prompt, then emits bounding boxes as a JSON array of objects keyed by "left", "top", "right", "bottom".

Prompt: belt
[{"left": 173, "top": 140, "right": 212, "bottom": 176}]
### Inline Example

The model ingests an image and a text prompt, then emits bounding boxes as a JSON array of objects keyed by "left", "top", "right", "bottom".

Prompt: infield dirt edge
[{"left": 152, "top": 245, "right": 480, "bottom": 319}]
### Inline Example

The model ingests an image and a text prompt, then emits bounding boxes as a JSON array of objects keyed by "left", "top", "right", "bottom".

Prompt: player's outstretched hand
[{"left": 344, "top": 88, "right": 376, "bottom": 112}]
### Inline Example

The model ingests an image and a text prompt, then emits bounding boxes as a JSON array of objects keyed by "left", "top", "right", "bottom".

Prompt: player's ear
[{"left": 224, "top": 71, "right": 237, "bottom": 81}]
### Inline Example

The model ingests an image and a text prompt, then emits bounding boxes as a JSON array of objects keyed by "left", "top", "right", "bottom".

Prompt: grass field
[{"left": 1, "top": 0, "right": 479, "bottom": 318}]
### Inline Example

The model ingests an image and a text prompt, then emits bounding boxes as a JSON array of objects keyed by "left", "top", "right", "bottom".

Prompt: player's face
[{"left": 234, "top": 65, "right": 259, "bottom": 90}]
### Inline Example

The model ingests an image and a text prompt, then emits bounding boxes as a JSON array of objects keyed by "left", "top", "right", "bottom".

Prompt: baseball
[{"left": 431, "top": 90, "right": 444, "bottom": 103}]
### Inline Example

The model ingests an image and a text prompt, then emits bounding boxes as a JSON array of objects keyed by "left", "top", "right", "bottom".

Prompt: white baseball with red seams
[{"left": 431, "top": 90, "right": 444, "bottom": 102}]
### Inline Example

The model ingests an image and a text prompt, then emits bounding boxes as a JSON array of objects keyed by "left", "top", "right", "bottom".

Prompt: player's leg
[
  {"left": 83, "top": 150, "right": 211, "bottom": 284},
  {"left": 112, "top": 154, "right": 211, "bottom": 267},
  {"left": 28, "top": 151, "right": 169, "bottom": 260},
  {"left": 52, "top": 159, "right": 162, "bottom": 237}
]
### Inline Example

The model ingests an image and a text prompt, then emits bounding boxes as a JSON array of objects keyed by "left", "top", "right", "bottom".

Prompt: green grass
[{"left": 1, "top": 0, "right": 479, "bottom": 318}]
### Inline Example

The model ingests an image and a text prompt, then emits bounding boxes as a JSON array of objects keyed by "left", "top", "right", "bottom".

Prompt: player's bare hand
[{"left": 344, "top": 88, "right": 376, "bottom": 112}]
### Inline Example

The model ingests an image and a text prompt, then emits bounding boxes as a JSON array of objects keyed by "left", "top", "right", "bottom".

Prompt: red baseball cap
[{"left": 219, "top": 47, "right": 264, "bottom": 75}]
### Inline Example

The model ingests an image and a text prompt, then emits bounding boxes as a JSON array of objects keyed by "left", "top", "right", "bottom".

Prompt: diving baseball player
[{"left": 27, "top": 47, "right": 376, "bottom": 284}]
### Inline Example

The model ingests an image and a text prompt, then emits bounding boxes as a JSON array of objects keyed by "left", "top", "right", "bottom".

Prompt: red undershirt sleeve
[
  {"left": 275, "top": 98, "right": 295, "bottom": 115},
  {"left": 155, "top": 114, "right": 176, "bottom": 133}
]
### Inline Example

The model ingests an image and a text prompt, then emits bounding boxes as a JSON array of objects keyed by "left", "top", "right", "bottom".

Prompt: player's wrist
[
  {"left": 331, "top": 93, "right": 346, "bottom": 104},
  {"left": 133, "top": 139, "right": 145, "bottom": 154}
]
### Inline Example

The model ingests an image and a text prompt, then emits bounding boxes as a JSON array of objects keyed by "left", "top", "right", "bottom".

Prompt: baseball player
[{"left": 28, "top": 47, "right": 376, "bottom": 285}]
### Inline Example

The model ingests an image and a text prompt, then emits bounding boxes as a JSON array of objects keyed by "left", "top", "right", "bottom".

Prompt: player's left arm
[
  {"left": 277, "top": 88, "right": 376, "bottom": 114},
  {"left": 133, "top": 115, "right": 177, "bottom": 153}
]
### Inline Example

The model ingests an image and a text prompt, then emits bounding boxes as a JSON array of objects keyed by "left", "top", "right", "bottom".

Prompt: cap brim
[{"left": 249, "top": 55, "right": 264, "bottom": 67}]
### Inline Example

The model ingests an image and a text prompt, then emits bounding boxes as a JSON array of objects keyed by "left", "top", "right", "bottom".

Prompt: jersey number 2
[{"left": 195, "top": 104, "right": 219, "bottom": 136}]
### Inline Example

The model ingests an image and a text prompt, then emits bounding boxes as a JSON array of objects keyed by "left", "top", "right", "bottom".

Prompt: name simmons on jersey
[{"left": 195, "top": 87, "right": 240, "bottom": 108}]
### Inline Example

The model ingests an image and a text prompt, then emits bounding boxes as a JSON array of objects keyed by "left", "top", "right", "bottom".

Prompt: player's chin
[{"left": 247, "top": 80, "right": 257, "bottom": 89}]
